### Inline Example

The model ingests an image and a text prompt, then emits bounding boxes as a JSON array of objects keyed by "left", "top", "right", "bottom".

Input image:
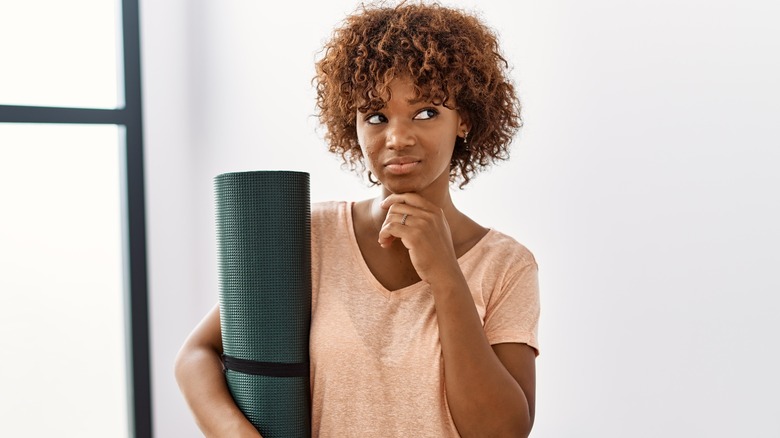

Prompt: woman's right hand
[{"left": 174, "top": 304, "right": 263, "bottom": 438}]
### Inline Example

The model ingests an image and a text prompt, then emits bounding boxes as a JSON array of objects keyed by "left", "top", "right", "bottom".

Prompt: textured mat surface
[{"left": 215, "top": 170, "right": 311, "bottom": 438}]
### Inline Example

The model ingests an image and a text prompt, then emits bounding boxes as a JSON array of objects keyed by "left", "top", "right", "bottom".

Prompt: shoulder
[
  {"left": 312, "top": 201, "right": 346, "bottom": 224},
  {"left": 461, "top": 229, "right": 538, "bottom": 298},
  {"left": 477, "top": 229, "right": 538, "bottom": 271},
  {"left": 312, "top": 200, "right": 344, "bottom": 214},
  {"left": 311, "top": 201, "right": 351, "bottom": 243}
]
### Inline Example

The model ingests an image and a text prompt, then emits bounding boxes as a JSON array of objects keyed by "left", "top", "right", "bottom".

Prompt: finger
[
  {"left": 378, "top": 219, "right": 414, "bottom": 248},
  {"left": 380, "top": 193, "right": 432, "bottom": 211},
  {"left": 378, "top": 213, "right": 410, "bottom": 246},
  {"left": 384, "top": 202, "right": 424, "bottom": 219}
]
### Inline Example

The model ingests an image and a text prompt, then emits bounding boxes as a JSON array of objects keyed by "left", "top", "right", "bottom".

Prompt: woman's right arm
[{"left": 174, "top": 303, "right": 262, "bottom": 438}]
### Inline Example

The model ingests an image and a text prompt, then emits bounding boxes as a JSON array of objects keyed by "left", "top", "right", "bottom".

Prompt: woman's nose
[{"left": 385, "top": 121, "right": 415, "bottom": 150}]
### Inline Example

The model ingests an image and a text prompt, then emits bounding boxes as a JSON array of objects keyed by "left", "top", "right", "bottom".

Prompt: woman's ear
[{"left": 458, "top": 113, "right": 471, "bottom": 138}]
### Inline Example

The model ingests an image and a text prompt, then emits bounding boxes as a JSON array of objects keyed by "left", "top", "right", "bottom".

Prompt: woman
[{"left": 175, "top": 2, "right": 540, "bottom": 437}]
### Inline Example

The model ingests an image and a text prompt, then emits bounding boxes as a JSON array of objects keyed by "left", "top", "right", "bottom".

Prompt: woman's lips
[{"left": 384, "top": 161, "right": 420, "bottom": 175}]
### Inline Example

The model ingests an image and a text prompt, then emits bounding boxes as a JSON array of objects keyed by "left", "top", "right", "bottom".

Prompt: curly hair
[{"left": 314, "top": 1, "right": 522, "bottom": 187}]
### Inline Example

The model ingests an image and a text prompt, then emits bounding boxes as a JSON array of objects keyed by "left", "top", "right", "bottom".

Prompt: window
[{"left": 0, "top": 1, "right": 151, "bottom": 437}]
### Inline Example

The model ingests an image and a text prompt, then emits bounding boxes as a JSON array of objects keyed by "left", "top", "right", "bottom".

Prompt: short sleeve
[{"left": 483, "top": 259, "right": 540, "bottom": 355}]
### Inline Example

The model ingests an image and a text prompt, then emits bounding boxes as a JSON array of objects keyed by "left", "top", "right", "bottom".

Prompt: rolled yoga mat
[{"left": 215, "top": 170, "right": 311, "bottom": 438}]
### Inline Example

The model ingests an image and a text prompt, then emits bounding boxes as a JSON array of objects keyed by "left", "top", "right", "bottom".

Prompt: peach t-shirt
[{"left": 309, "top": 201, "right": 540, "bottom": 437}]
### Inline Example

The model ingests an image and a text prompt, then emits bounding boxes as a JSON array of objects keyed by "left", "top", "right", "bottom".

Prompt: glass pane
[
  {"left": 0, "top": 124, "right": 129, "bottom": 437},
  {"left": 0, "top": 1, "right": 121, "bottom": 108}
]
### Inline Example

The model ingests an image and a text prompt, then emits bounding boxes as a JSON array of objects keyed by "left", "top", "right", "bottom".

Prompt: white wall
[
  {"left": 141, "top": 1, "right": 780, "bottom": 436},
  {"left": 140, "top": 1, "right": 199, "bottom": 436}
]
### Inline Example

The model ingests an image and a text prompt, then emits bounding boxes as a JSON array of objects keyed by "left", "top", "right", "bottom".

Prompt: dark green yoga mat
[{"left": 215, "top": 170, "right": 311, "bottom": 438}]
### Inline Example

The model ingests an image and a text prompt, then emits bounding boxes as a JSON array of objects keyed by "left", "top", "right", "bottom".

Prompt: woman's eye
[
  {"left": 414, "top": 108, "right": 438, "bottom": 120},
  {"left": 366, "top": 114, "right": 386, "bottom": 125}
]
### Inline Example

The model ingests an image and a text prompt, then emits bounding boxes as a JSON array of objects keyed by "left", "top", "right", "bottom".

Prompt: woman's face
[{"left": 355, "top": 77, "right": 468, "bottom": 197}]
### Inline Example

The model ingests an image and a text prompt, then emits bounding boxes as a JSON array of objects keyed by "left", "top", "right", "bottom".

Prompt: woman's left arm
[
  {"left": 379, "top": 194, "right": 536, "bottom": 437},
  {"left": 432, "top": 274, "right": 536, "bottom": 437}
]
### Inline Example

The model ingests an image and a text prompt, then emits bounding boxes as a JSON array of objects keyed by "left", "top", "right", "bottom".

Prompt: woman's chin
[
  {"left": 382, "top": 182, "right": 419, "bottom": 195},
  {"left": 378, "top": 169, "right": 450, "bottom": 196}
]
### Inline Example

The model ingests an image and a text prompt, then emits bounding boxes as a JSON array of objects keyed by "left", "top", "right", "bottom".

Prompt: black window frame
[{"left": 0, "top": 0, "right": 152, "bottom": 436}]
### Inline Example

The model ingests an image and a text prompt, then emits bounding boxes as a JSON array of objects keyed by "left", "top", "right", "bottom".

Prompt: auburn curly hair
[{"left": 314, "top": 1, "right": 522, "bottom": 187}]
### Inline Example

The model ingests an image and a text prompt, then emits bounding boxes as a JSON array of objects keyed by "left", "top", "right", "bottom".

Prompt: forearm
[
  {"left": 174, "top": 347, "right": 262, "bottom": 438},
  {"left": 431, "top": 271, "right": 532, "bottom": 437}
]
